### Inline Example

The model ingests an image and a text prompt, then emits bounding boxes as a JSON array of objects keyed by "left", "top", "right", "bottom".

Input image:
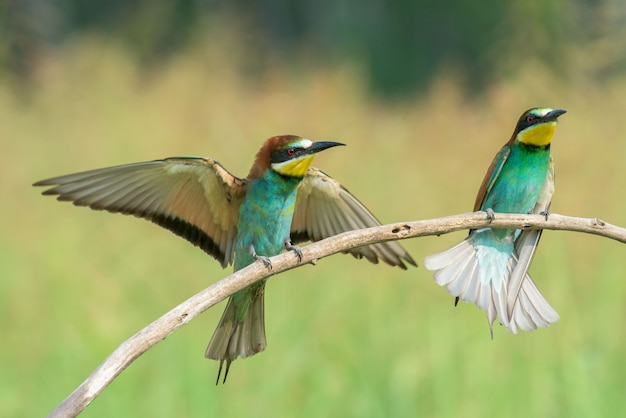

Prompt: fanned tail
[
  {"left": 506, "top": 229, "right": 559, "bottom": 333},
  {"left": 424, "top": 237, "right": 510, "bottom": 334},
  {"left": 507, "top": 252, "right": 559, "bottom": 333},
  {"left": 425, "top": 233, "right": 559, "bottom": 335},
  {"left": 205, "top": 285, "right": 267, "bottom": 384}
]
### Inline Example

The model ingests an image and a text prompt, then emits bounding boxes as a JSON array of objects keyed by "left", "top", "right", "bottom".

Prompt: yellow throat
[
  {"left": 517, "top": 121, "right": 557, "bottom": 147},
  {"left": 271, "top": 154, "right": 316, "bottom": 178}
]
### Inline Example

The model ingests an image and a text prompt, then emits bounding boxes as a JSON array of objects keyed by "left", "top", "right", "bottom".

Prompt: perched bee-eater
[
  {"left": 34, "top": 135, "right": 416, "bottom": 383},
  {"left": 424, "top": 108, "right": 566, "bottom": 335}
]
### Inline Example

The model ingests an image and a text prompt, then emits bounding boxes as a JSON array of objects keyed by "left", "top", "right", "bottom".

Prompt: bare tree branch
[{"left": 47, "top": 212, "right": 626, "bottom": 417}]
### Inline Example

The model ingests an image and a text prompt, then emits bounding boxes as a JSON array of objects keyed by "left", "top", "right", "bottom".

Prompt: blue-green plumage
[
  {"left": 425, "top": 107, "right": 565, "bottom": 334},
  {"left": 235, "top": 169, "right": 300, "bottom": 270},
  {"left": 230, "top": 169, "right": 301, "bottom": 320},
  {"left": 205, "top": 137, "right": 349, "bottom": 383},
  {"left": 209, "top": 169, "right": 301, "bottom": 372},
  {"left": 474, "top": 142, "right": 551, "bottom": 288},
  {"left": 34, "top": 134, "right": 417, "bottom": 385},
  {"left": 481, "top": 143, "right": 551, "bottom": 233}
]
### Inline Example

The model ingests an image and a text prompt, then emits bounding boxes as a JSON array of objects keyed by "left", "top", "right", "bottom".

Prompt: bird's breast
[
  {"left": 233, "top": 174, "right": 300, "bottom": 270},
  {"left": 482, "top": 146, "right": 551, "bottom": 215}
]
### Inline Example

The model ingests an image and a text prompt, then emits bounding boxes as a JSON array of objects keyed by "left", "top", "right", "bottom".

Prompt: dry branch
[{"left": 47, "top": 211, "right": 626, "bottom": 417}]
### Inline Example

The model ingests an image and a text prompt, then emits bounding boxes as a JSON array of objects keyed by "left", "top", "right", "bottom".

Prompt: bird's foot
[
  {"left": 254, "top": 254, "right": 273, "bottom": 270},
  {"left": 539, "top": 201, "right": 551, "bottom": 221},
  {"left": 250, "top": 244, "right": 272, "bottom": 270},
  {"left": 284, "top": 239, "right": 303, "bottom": 262},
  {"left": 485, "top": 208, "right": 495, "bottom": 223}
]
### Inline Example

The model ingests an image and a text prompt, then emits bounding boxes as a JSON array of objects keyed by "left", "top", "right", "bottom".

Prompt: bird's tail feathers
[
  {"left": 505, "top": 229, "right": 559, "bottom": 333},
  {"left": 424, "top": 238, "right": 510, "bottom": 334},
  {"left": 506, "top": 251, "right": 559, "bottom": 333},
  {"left": 205, "top": 289, "right": 266, "bottom": 383},
  {"left": 508, "top": 276, "right": 560, "bottom": 333},
  {"left": 425, "top": 236, "right": 559, "bottom": 335}
]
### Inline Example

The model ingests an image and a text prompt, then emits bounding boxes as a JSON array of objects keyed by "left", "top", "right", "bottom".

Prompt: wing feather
[
  {"left": 473, "top": 146, "right": 511, "bottom": 211},
  {"left": 291, "top": 168, "right": 416, "bottom": 269},
  {"left": 34, "top": 157, "right": 246, "bottom": 267}
]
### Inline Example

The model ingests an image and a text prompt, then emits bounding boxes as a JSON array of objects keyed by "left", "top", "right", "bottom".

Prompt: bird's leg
[
  {"left": 284, "top": 238, "right": 303, "bottom": 262},
  {"left": 250, "top": 244, "right": 272, "bottom": 270},
  {"left": 539, "top": 202, "right": 552, "bottom": 221},
  {"left": 485, "top": 208, "right": 495, "bottom": 223}
]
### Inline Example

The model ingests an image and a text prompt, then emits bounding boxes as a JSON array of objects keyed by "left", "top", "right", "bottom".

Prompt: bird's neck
[
  {"left": 249, "top": 168, "right": 302, "bottom": 197},
  {"left": 515, "top": 141, "right": 551, "bottom": 153},
  {"left": 265, "top": 167, "right": 303, "bottom": 186}
]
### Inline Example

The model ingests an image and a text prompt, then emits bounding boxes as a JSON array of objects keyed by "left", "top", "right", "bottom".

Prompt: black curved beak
[
  {"left": 307, "top": 141, "right": 346, "bottom": 155},
  {"left": 543, "top": 109, "right": 567, "bottom": 122}
]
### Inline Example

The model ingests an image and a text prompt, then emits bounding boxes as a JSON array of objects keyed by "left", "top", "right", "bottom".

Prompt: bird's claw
[
  {"left": 250, "top": 244, "right": 272, "bottom": 270},
  {"left": 539, "top": 201, "right": 552, "bottom": 221},
  {"left": 284, "top": 240, "right": 303, "bottom": 262},
  {"left": 291, "top": 246, "right": 303, "bottom": 262},
  {"left": 485, "top": 208, "right": 495, "bottom": 223},
  {"left": 254, "top": 255, "right": 272, "bottom": 270}
]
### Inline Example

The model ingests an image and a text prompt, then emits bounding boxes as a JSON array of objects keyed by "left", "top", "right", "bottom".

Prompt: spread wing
[
  {"left": 290, "top": 167, "right": 416, "bottom": 269},
  {"left": 473, "top": 145, "right": 511, "bottom": 211},
  {"left": 507, "top": 156, "right": 556, "bottom": 315},
  {"left": 34, "top": 157, "right": 247, "bottom": 268}
]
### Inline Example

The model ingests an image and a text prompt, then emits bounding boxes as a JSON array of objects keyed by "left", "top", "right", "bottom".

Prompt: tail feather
[
  {"left": 507, "top": 229, "right": 543, "bottom": 317},
  {"left": 425, "top": 234, "right": 558, "bottom": 335},
  {"left": 505, "top": 237, "right": 559, "bottom": 333},
  {"left": 438, "top": 248, "right": 475, "bottom": 293},
  {"left": 508, "top": 273, "right": 559, "bottom": 333},
  {"left": 454, "top": 256, "right": 481, "bottom": 305},
  {"left": 425, "top": 238, "right": 510, "bottom": 332},
  {"left": 205, "top": 287, "right": 267, "bottom": 383},
  {"left": 426, "top": 241, "right": 470, "bottom": 273},
  {"left": 236, "top": 290, "right": 266, "bottom": 357}
]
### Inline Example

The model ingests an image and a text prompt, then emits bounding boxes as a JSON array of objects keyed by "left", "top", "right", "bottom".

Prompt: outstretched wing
[
  {"left": 34, "top": 157, "right": 247, "bottom": 268},
  {"left": 473, "top": 145, "right": 511, "bottom": 211},
  {"left": 290, "top": 167, "right": 416, "bottom": 269}
]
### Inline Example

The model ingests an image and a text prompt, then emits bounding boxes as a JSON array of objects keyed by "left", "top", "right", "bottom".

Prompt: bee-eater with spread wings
[
  {"left": 424, "top": 108, "right": 566, "bottom": 335},
  {"left": 35, "top": 135, "right": 416, "bottom": 383}
]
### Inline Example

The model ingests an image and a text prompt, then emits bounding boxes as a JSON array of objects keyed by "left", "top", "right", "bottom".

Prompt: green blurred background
[{"left": 2, "top": 1, "right": 626, "bottom": 417}]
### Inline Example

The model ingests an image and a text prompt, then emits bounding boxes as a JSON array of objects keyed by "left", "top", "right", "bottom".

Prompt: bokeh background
[{"left": 2, "top": 1, "right": 626, "bottom": 417}]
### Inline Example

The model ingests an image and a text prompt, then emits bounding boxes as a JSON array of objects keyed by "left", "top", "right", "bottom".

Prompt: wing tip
[{"left": 38, "top": 187, "right": 60, "bottom": 196}]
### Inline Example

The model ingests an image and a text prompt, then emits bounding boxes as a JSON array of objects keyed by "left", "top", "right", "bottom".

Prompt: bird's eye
[
  {"left": 287, "top": 148, "right": 296, "bottom": 156},
  {"left": 526, "top": 115, "right": 535, "bottom": 124}
]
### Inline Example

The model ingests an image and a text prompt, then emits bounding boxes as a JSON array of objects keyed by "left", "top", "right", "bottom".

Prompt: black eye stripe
[
  {"left": 518, "top": 113, "right": 542, "bottom": 131},
  {"left": 271, "top": 147, "right": 305, "bottom": 164}
]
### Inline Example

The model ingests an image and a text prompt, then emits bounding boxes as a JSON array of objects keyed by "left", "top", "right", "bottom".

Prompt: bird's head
[
  {"left": 513, "top": 107, "right": 566, "bottom": 147},
  {"left": 248, "top": 135, "right": 344, "bottom": 179}
]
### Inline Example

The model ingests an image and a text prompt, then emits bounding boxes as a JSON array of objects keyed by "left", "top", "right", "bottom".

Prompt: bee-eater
[
  {"left": 424, "top": 108, "right": 566, "bottom": 335},
  {"left": 34, "top": 135, "right": 416, "bottom": 383}
]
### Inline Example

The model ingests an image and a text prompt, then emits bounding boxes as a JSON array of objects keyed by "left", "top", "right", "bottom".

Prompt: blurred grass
[{"left": 1, "top": 38, "right": 626, "bottom": 417}]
